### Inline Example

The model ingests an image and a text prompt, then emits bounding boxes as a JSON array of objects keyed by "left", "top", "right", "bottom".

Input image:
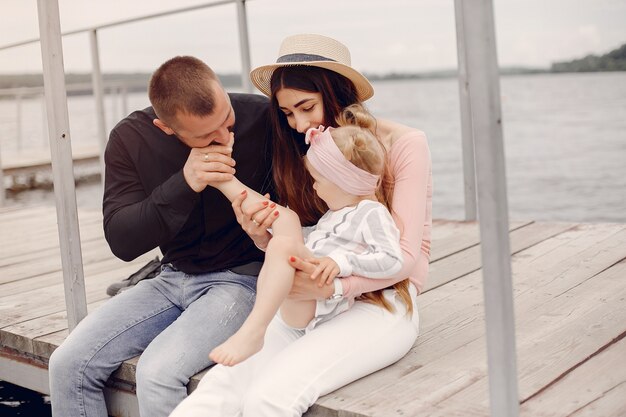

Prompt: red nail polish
[
  {"left": 290, "top": 257, "right": 295, "bottom": 262},
  {"left": 270, "top": 203, "right": 276, "bottom": 208},
  {"left": 274, "top": 211, "right": 279, "bottom": 216},
  {"left": 262, "top": 201, "right": 269, "bottom": 206}
]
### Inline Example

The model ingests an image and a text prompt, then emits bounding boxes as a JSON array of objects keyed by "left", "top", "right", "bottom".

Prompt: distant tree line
[
  {"left": 551, "top": 43, "right": 626, "bottom": 72},
  {"left": 1, "top": 43, "right": 624, "bottom": 91},
  {"left": 0, "top": 72, "right": 242, "bottom": 92}
]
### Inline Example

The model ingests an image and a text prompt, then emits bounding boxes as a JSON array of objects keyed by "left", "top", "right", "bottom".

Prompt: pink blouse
[{"left": 340, "top": 130, "right": 432, "bottom": 297}]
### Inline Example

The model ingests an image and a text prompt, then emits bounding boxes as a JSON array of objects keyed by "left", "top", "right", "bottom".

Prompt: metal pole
[
  {"left": 0, "top": 136, "right": 5, "bottom": 207},
  {"left": 453, "top": 0, "right": 477, "bottom": 221},
  {"left": 16, "top": 93, "right": 23, "bottom": 152},
  {"left": 37, "top": 0, "right": 88, "bottom": 331},
  {"left": 111, "top": 86, "right": 119, "bottom": 125},
  {"left": 458, "top": 1, "right": 519, "bottom": 416},
  {"left": 121, "top": 85, "right": 128, "bottom": 118},
  {"left": 89, "top": 29, "right": 107, "bottom": 189},
  {"left": 41, "top": 93, "right": 49, "bottom": 148},
  {"left": 235, "top": 0, "right": 253, "bottom": 93}
]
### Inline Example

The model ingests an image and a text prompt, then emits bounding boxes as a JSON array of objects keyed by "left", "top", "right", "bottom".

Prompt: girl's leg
[
  {"left": 211, "top": 177, "right": 316, "bottom": 365},
  {"left": 209, "top": 236, "right": 314, "bottom": 366},
  {"left": 170, "top": 315, "right": 305, "bottom": 417},
  {"left": 135, "top": 270, "right": 257, "bottom": 417},
  {"left": 212, "top": 177, "right": 301, "bottom": 237},
  {"left": 242, "top": 287, "right": 420, "bottom": 417}
]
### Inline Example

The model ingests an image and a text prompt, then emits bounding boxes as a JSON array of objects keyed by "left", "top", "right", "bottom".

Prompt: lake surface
[
  {"left": 2, "top": 71, "right": 625, "bottom": 222},
  {"left": 0, "top": 380, "right": 51, "bottom": 416}
]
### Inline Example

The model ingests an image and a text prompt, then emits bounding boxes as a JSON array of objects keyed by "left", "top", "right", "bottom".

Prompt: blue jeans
[{"left": 48, "top": 265, "right": 257, "bottom": 417}]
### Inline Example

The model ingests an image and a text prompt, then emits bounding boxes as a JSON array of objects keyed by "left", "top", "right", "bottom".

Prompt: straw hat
[{"left": 250, "top": 34, "right": 374, "bottom": 101}]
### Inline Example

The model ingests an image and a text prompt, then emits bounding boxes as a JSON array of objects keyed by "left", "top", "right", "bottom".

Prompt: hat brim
[{"left": 250, "top": 61, "right": 374, "bottom": 102}]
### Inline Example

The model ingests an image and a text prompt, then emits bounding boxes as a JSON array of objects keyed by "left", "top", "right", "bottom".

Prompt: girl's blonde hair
[{"left": 333, "top": 104, "right": 413, "bottom": 315}]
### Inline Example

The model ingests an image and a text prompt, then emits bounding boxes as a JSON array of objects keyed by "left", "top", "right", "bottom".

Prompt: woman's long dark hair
[
  {"left": 269, "top": 66, "right": 359, "bottom": 226},
  {"left": 269, "top": 66, "right": 413, "bottom": 315}
]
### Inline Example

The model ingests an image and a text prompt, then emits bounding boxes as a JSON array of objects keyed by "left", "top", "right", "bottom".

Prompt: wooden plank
[
  {"left": 33, "top": 329, "right": 69, "bottom": 359},
  {"left": 1, "top": 299, "right": 109, "bottom": 354},
  {"left": 0, "top": 227, "right": 105, "bottom": 268},
  {"left": 0, "top": 252, "right": 158, "bottom": 327},
  {"left": 0, "top": 208, "right": 102, "bottom": 234},
  {"left": 417, "top": 257, "right": 626, "bottom": 417},
  {"left": 0, "top": 215, "right": 103, "bottom": 259},
  {"left": 435, "top": 223, "right": 626, "bottom": 365},
  {"left": 425, "top": 222, "right": 575, "bottom": 291},
  {"left": 1, "top": 145, "right": 100, "bottom": 171},
  {"left": 0, "top": 205, "right": 100, "bottom": 229},
  {"left": 314, "top": 223, "right": 626, "bottom": 415},
  {"left": 1, "top": 256, "right": 140, "bottom": 297},
  {"left": 0, "top": 204, "right": 54, "bottom": 220},
  {"left": 0, "top": 238, "right": 118, "bottom": 284},
  {"left": 331, "top": 255, "right": 626, "bottom": 417},
  {"left": 520, "top": 337, "right": 626, "bottom": 417},
  {"left": 515, "top": 265, "right": 626, "bottom": 400},
  {"left": 399, "top": 245, "right": 626, "bottom": 416},
  {"left": 431, "top": 220, "right": 531, "bottom": 262}
]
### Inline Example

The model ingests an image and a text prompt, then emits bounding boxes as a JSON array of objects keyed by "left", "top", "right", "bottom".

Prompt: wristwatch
[{"left": 326, "top": 279, "right": 344, "bottom": 302}]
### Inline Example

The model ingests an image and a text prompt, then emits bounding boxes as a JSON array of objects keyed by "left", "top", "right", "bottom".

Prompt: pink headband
[{"left": 305, "top": 125, "right": 380, "bottom": 196}]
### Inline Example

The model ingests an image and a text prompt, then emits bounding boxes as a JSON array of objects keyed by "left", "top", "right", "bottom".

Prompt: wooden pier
[
  {"left": 1, "top": 145, "right": 100, "bottom": 188},
  {"left": 0, "top": 205, "right": 624, "bottom": 416}
]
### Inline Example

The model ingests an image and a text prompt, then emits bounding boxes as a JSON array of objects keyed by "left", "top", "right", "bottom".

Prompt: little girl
[{"left": 210, "top": 105, "right": 403, "bottom": 366}]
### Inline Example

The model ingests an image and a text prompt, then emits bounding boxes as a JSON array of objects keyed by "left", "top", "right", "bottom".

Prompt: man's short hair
[{"left": 148, "top": 56, "right": 220, "bottom": 127}]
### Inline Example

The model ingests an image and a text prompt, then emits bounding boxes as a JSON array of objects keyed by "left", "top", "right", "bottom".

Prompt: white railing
[{"left": 0, "top": 81, "right": 140, "bottom": 149}]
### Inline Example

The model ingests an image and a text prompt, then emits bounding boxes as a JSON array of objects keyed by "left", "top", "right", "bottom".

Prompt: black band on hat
[{"left": 276, "top": 53, "right": 337, "bottom": 64}]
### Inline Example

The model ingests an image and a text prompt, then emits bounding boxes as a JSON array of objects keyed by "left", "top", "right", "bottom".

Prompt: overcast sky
[{"left": 1, "top": 0, "right": 625, "bottom": 75}]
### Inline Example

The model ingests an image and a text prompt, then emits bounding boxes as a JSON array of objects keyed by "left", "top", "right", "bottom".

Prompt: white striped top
[{"left": 303, "top": 200, "right": 403, "bottom": 278}]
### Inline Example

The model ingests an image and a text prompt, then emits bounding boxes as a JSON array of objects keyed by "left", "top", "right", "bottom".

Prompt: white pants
[{"left": 170, "top": 286, "right": 420, "bottom": 417}]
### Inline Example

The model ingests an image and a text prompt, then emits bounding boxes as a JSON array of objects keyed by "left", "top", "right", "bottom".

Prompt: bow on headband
[{"left": 305, "top": 125, "right": 380, "bottom": 196}]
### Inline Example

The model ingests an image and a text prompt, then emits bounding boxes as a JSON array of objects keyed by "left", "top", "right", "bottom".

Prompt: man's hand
[{"left": 183, "top": 135, "right": 236, "bottom": 192}]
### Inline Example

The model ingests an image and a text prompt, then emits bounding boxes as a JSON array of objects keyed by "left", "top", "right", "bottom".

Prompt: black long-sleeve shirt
[{"left": 103, "top": 93, "right": 274, "bottom": 274}]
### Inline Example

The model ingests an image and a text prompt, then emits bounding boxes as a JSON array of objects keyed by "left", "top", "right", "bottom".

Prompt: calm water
[
  {"left": 0, "top": 380, "right": 51, "bottom": 416},
  {"left": 0, "top": 71, "right": 625, "bottom": 414},
  {"left": 2, "top": 72, "right": 625, "bottom": 222}
]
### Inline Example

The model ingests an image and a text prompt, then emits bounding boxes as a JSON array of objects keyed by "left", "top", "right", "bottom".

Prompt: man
[{"left": 48, "top": 56, "right": 273, "bottom": 417}]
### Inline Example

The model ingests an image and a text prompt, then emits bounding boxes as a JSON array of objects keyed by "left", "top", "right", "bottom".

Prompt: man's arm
[
  {"left": 102, "top": 129, "right": 200, "bottom": 261},
  {"left": 212, "top": 175, "right": 303, "bottom": 242},
  {"left": 103, "top": 125, "right": 239, "bottom": 261}
]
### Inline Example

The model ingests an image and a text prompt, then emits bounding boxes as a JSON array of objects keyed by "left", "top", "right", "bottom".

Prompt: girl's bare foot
[{"left": 209, "top": 324, "right": 265, "bottom": 366}]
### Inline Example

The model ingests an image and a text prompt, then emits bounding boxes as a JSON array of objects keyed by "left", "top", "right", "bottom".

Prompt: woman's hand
[
  {"left": 232, "top": 190, "right": 278, "bottom": 250},
  {"left": 288, "top": 256, "right": 335, "bottom": 301}
]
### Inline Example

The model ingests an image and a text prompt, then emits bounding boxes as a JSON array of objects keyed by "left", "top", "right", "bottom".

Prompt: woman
[{"left": 170, "top": 33, "right": 432, "bottom": 416}]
